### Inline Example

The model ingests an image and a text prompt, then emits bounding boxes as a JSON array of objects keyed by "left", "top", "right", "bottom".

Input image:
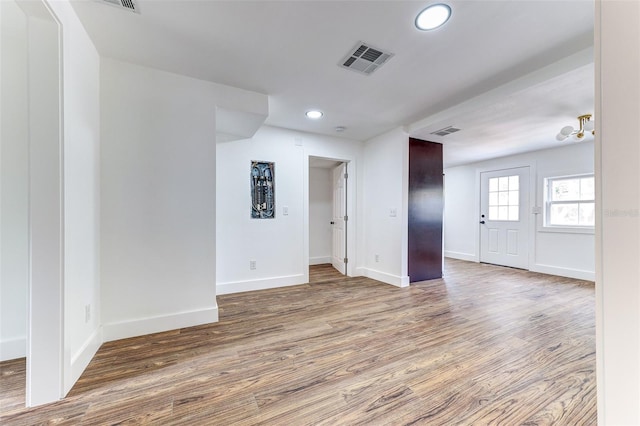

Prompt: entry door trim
[{"left": 474, "top": 162, "right": 536, "bottom": 270}]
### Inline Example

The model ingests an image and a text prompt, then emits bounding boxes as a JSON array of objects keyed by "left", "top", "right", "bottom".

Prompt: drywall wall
[
  {"left": 442, "top": 166, "right": 476, "bottom": 260},
  {"left": 309, "top": 167, "right": 332, "bottom": 265},
  {"left": 595, "top": 1, "right": 640, "bottom": 423},
  {"left": 216, "top": 127, "right": 304, "bottom": 292},
  {"left": 22, "top": 3, "right": 64, "bottom": 406},
  {"left": 1, "top": 0, "right": 102, "bottom": 405},
  {"left": 360, "top": 127, "right": 409, "bottom": 287},
  {"left": 45, "top": 0, "right": 103, "bottom": 393},
  {"left": 100, "top": 59, "right": 267, "bottom": 341},
  {"left": 216, "top": 125, "right": 363, "bottom": 294},
  {"left": 0, "top": 0, "right": 29, "bottom": 362},
  {"left": 101, "top": 58, "right": 222, "bottom": 340},
  {"left": 444, "top": 140, "right": 595, "bottom": 280}
]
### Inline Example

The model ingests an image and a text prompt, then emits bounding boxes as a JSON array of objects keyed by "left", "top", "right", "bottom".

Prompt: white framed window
[
  {"left": 544, "top": 174, "right": 594, "bottom": 229},
  {"left": 488, "top": 175, "right": 520, "bottom": 221}
]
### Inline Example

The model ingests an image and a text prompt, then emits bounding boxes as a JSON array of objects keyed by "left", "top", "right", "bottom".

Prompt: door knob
[
  {"left": 479, "top": 221, "right": 486, "bottom": 224},
  {"left": 330, "top": 221, "right": 335, "bottom": 225}
]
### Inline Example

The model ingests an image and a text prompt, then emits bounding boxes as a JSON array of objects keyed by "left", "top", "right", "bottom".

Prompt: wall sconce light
[{"left": 556, "top": 114, "right": 595, "bottom": 141}]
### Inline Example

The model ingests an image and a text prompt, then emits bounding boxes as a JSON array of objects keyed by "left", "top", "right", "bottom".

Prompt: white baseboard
[
  {"left": 361, "top": 268, "right": 409, "bottom": 288},
  {"left": 217, "top": 274, "right": 305, "bottom": 295},
  {"left": 68, "top": 327, "right": 103, "bottom": 392},
  {"left": 444, "top": 251, "right": 478, "bottom": 262},
  {"left": 309, "top": 256, "right": 331, "bottom": 265},
  {"left": 103, "top": 306, "right": 219, "bottom": 342},
  {"left": 399, "top": 275, "right": 410, "bottom": 287},
  {"left": 0, "top": 336, "right": 26, "bottom": 361},
  {"left": 530, "top": 264, "right": 595, "bottom": 281}
]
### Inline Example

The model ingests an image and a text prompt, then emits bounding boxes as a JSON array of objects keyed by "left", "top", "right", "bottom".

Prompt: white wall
[
  {"left": 100, "top": 58, "right": 223, "bottom": 341},
  {"left": 595, "top": 1, "right": 640, "bottom": 423},
  {"left": 309, "top": 167, "right": 332, "bottom": 265},
  {"left": 0, "top": 0, "right": 29, "bottom": 362},
  {"left": 442, "top": 165, "right": 476, "bottom": 260},
  {"left": 360, "top": 127, "right": 409, "bottom": 287},
  {"left": 5, "top": 5, "right": 265, "bottom": 402},
  {"left": 22, "top": 3, "right": 64, "bottom": 406},
  {"left": 46, "top": 0, "right": 102, "bottom": 393},
  {"left": 1, "top": 0, "right": 103, "bottom": 405},
  {"left": 216, "top": 125, "right": 363, "bottom": 294},
  {"left": 444, "top": 140, "right": 595, "bottom": 280},
  {"left": 99, "top": 59, "right": 265, "bottom": 341}
]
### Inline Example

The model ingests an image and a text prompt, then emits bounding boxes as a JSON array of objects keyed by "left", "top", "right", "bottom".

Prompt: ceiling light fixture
[
  {"left": 556, "top": 114, "right": 595, "bottom": 141},
  {"left": 415, "top": 3, "right": 452, "bottom": 31},
  {"left": 305, "top": 110, "right": 323, "bottom": 119},
  {"left": 335, "top": 126, "right": 346, "bottom": 133}
]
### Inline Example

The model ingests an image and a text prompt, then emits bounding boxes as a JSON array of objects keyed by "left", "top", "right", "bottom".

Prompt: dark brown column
[{"left": 408, "top": 138, "right": 443, "bottom": 282}]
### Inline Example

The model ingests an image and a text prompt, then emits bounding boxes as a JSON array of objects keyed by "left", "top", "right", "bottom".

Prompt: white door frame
[
  {"left": 479, "top": 166, "right": 530, "bottom": 269},
  {"left": 474, "top": 162, "right": 536, "bottom": 269},
  {"left": 304, "top": 155, "right": 357, "bottom": 283},
  {"left": 9, "top": 0, "right": 66, "bottom": 406}
]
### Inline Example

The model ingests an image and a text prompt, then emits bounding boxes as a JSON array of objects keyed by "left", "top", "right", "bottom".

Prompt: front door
[
  {"left": 331, "top": 163, "right": 346, "bottom": 274},
  {"left": 479, "top": 167, "right": 529, "bottom": 269}
]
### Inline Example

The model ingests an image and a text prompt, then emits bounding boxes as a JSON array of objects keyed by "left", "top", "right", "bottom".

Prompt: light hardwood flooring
[
  {"left": 308, "top": 263, "right": 346, "bottom": 284},
  {"left": 0, "top": 259, "right": 596, "bottom": 425}
]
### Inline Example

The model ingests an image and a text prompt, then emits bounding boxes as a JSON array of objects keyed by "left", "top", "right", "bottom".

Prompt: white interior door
[
  {"left": 331, "top": 163, "right": 346, "bottom": 274},
  {"left": 480, "top": 167, "right": 529, "bottom": 269}
]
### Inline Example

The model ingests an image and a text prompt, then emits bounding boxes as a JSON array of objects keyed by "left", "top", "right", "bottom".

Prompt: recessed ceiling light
[
  {"left": 415, "top": 4, "right": 451, "bottom": 31},
  {"left": 306, "top": 110, "right": 323, "bottom": 119}
]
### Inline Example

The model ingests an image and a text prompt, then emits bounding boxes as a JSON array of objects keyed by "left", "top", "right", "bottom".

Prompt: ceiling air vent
[
  {"left": 339, "top": 41, "right": 394, "bottom": 76},
  {"left": 98, "top": 0, "right": 140, "bottom": 13},
  {"left": 431, "top": 126, "right": 461, "bottom": 137}
]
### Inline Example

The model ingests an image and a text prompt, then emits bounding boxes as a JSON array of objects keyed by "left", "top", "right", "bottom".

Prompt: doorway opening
[{"left": 308, "top": 157, "right": 348, "bottom": 283}]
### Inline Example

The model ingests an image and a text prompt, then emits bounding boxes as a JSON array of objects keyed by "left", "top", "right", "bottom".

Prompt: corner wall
[
  {"left": 100, "top": 58, "right": 220, "bottom": 341},
  {"left": 2, "top": 0, "right": 104, "bottom": 403},
  {"left": 45, "top": 0, "right": 103, "bottom": 393},
  {"left": 444, "top": 141, "right": 595, "bottom": 280},
  {"left": 360, "top": 127, "right": 409, "bottom": 287},
  {"left": 19, "top": 1, "right": 65, "bottom": 406}
]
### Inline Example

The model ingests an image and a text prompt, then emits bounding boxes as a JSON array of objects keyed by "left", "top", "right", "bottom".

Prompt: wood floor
[
  {"left": 0, "top": 259, "right": 596, "bottom": 425},
  {"left": 308, "top": 263, "right": 346, "bottom": 284}
]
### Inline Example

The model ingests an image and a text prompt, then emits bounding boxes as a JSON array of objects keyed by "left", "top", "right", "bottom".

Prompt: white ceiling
[{"left": 71, "top": 0, "right": 594, "bottom": 167}]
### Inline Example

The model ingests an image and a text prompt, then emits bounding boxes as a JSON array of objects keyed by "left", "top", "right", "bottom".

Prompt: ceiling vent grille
[
  {"left": 339, "top": 41, "right": 394, "bottom": 76},
  {"left": 98, "top": 0, "right": 140, "bottom": 13},
  {"left": 431, "top": 126, "right": 461, "bottom": 137}
]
